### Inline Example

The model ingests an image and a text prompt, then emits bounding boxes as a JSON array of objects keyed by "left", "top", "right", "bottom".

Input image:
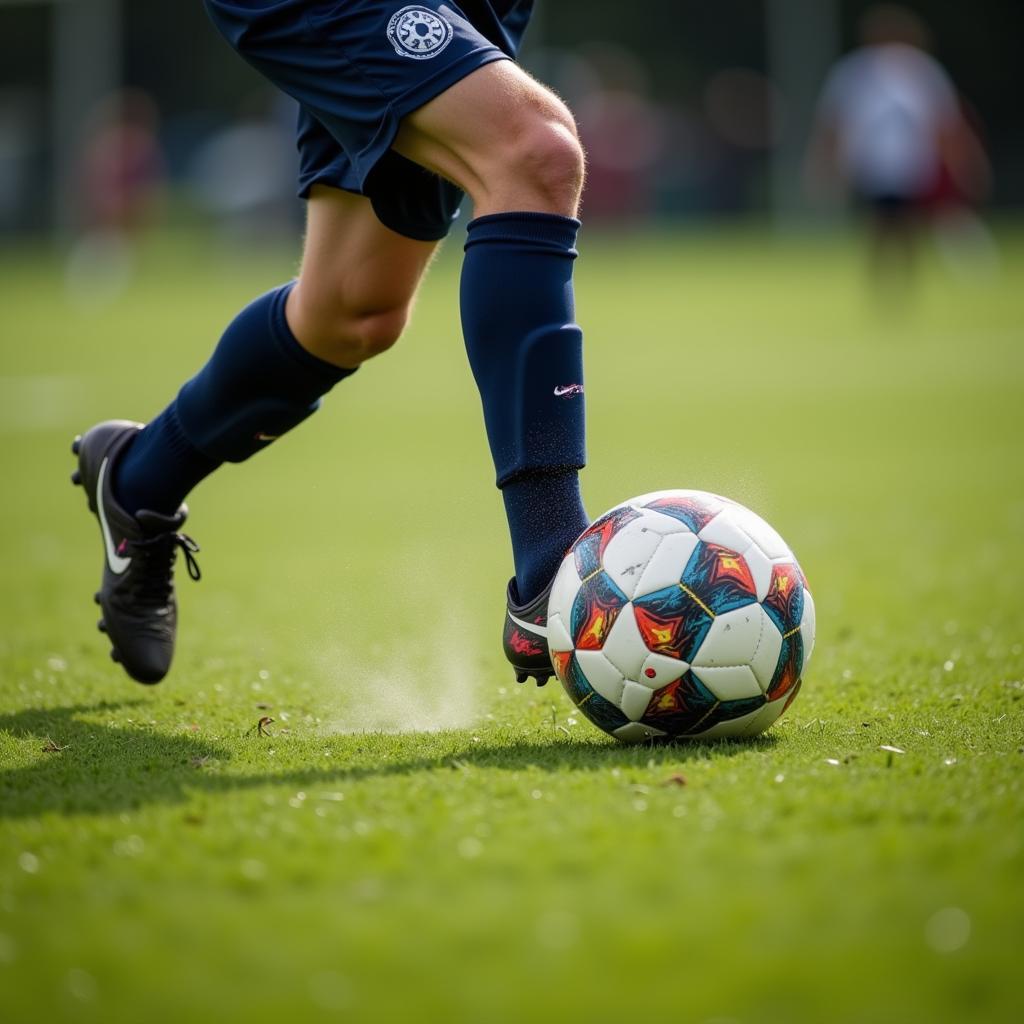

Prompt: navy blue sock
[
  {"left": 502, "top": 470, "right": 587, "bottom": 603},
  {"left": 461, "top": 212, "right": 590, "bottom": 602},
  {"left": 114, "top": 405, "right": 218, "bottom": 516},
  {"left": 114, "top": 283, "right": 354, "bottom": 515}
]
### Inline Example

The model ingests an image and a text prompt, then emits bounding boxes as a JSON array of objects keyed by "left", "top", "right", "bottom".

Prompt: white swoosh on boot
[
  {"left": 98, "top": 457, "right": 132, "bottom": 575},
  {"left": 507, "top": 611, "right": 548, "bottom": 638}
]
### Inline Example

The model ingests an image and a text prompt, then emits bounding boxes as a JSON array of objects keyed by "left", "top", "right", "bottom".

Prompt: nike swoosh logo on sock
[
  {"left": 553, "top": 384, "right": 584, "bottom": 398},
  {"left": 97, "top": 457, "right": 132, "bottom": 575},
  {"left": 507, "top": 611, "right": 548, "bottom": 639}
]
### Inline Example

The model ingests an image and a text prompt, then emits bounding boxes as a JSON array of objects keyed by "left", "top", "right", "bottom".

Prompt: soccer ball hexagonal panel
[
  {"left": 632, "top": 532, "right": 700, "bottom": 600},
  {"left": 600, "top": 603, "right": 649, "bottom": 681},
  {"left": 601, "top": 518, "right": 668, "bottom": 600}
]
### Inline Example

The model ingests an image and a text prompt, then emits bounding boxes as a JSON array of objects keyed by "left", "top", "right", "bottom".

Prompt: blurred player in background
[
  {"left": 65, "top": 89, "right": 166, "bottom": 306},
  {"left": 805, "top": 4, "right": 992, "bottom": 299},
  {"left": 71, "top": 1, "right": 589, "bottom": 687}
]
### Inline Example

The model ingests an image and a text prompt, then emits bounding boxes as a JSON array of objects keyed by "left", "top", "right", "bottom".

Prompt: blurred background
[{"left": 0, "top": 0, "right": 1020, "bottom": 244}]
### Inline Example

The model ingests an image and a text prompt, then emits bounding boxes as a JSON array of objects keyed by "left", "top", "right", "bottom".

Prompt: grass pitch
[{"left": 1, "top": 224, "right": 1022, "bottom": 1023}]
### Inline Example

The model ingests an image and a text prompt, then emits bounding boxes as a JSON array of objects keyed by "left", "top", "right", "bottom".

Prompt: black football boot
[
  {"left": 71, "top": 420, "right": 200, "bottom": 684},
  {"left": 502, "top": 577, "right": 554, "bottom": 686}
]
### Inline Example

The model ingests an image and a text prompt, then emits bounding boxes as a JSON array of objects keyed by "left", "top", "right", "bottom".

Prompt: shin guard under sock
[
  {"left": 461, "top": 213, "right": 589, "bottom": 602},
  {"left": 115, "top": 283, "right": 354, "bottom": 515}
]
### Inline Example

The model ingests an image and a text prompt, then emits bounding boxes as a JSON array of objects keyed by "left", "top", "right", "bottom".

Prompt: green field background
[{"left": 1, "top": 225, "right": 1022, "bottom": 1022}]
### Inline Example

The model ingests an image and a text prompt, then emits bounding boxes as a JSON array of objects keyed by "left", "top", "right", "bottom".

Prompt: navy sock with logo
[
  {"left": 461, "top": 212, "right": 590, "bottom": 603},
  {"left": 114, "top": 283, "right": 354, "bottom": 515}
]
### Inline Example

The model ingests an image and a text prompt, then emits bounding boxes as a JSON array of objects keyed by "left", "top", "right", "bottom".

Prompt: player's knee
[
  {"left": 518, "top": 120, "right": 585, "bottom": 209},
  {"left": 347, "top": 306, "right": 407, "bottom": 360},
  {"left": 290, "top": 288, "right": 408, "bottom": 365},
  {"left": 502, "top": 113, "right": 585, "bottom": 212},
  {"left": 467, "top": 88, "right": 583, "bottom": 214}
]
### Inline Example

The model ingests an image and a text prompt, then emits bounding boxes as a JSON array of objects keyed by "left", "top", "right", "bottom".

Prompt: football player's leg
[
  {"left": 114, "top": 187, "right": 436, "bottom": 516},
  {"left": 287, "top": 184, "right": 438, "bottom": 367},
  {"left": 394, "top": 62, "right": 590, "bottom": 605},
  {"left": 394, "top": 60, "right": 584, "bottom": 218}
]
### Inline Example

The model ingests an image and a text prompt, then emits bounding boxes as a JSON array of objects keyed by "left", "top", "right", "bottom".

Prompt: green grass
[{"left": 1, "top": 224, "right": 1022, "bottom": 1023}]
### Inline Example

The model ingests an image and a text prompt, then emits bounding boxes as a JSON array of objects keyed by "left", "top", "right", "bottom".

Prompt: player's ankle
[{"left": 503, "top": 470, "right": 589, "bottom": 605}]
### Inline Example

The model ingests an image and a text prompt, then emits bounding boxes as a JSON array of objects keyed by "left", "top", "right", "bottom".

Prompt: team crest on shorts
[{"left": 387, "top": 6, "right": 453, "bottom": 60}]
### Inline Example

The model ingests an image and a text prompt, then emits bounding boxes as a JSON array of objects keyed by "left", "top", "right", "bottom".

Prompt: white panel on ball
[
  {"left": 620, "top": 680, "right": 654, "bottom": 721},
  {"left": 750, "top": 608, "right": 783, "bottom": 693},
  {"left": 728, "top": 506, "right": 791, "bottom": 560},
  {"left": 599, "top": 603, "right": 649, "bottom": 680},
  {"left": 574, "top": 649, "right": 626, "bottom": 705},
  {"left": 613, "top": 721, "right": 667, "bottom": 743},
  {"left": 631, "top": 532, "right": 699, "bottom": 599},
  {"left": 742, "top": 541, "right": 774, "bottom": 602},
  {"left": 697, "top": 510, "right": 753, "bottom": 554},
  {"left": 601, "top": 520, "right": 665, "bottom": 599},
  {"left": 548, "top": 555, "right": 583, "bottom": 623},
  {"left": 694, "top": 704, "right": 768, "bottom": 739},
  {"left": 691, "top": 665, "right": 762, "bottom": 701},
  {"left": 638, "top": 651, "right": 689, "bottom": 690},
  {"left": 801, "top": 588, "right": 817, "bottom": 666},
  {"left": 691, "top": 605, "right": 765, "bottom": 668},
  {"left": 744, "top": 694, "right": 790, "bottom": 735},
  {"left": 546, "top": 612, "right": 574, "bottom": 654},
  {"left": 636, "top": 507, "right": 697, "bottom": 536}
]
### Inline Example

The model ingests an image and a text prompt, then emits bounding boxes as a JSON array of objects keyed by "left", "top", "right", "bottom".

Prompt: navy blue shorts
[{"left": 204, "top": 1, "right": 534, "bottom": 241}]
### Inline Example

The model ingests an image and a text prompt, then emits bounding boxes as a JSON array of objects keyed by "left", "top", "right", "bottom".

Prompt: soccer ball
[{"left": 547, "top": 490, "right": 815, "bottom": 742}]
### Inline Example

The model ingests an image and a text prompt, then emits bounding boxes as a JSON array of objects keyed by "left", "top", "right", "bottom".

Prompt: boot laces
[{"left": 127, "top": 531, "right": 201, "bottom": 603}]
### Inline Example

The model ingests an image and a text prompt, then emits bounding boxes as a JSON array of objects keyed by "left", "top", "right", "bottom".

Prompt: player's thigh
[
  {"left": 392, "top": 61, "right": 584, "bottom": 215},
  {"left": 289, "top": 185, "right": 438, "bottom": 359}
]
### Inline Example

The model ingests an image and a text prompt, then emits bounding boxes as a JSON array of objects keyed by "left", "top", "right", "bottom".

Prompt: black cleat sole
[
  {"left": 71, "top": 469, "right": 82, "bottom": 486},
  {"left": 71, "top": 436, "right": 82, "bottom": 456},
  {"left": 97, "top": 620, "right": 106, "bottom": 633}
]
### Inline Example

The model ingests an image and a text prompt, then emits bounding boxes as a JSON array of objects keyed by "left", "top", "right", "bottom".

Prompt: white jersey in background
[{"left": 818, "top": 43, "right": 959, "bottom": 199}]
